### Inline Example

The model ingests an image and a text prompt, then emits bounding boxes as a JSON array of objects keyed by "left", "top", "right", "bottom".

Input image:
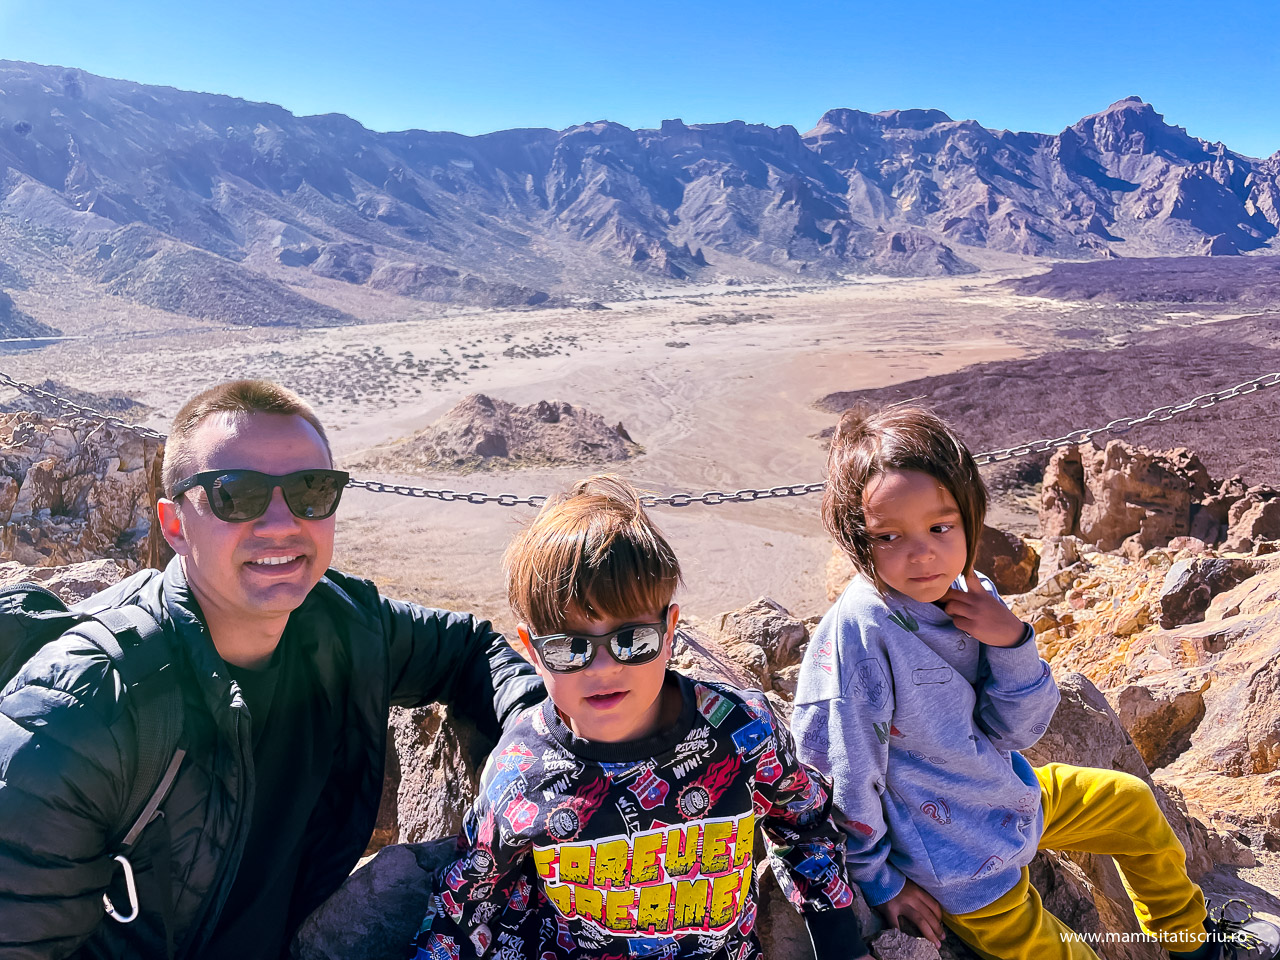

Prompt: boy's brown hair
[
  {"left": 162, "top": 379, "right": 331, "bottom": 496},
  {"left": 822, "top": 404, "right": 986, "bottom": 589},
  {"left": 505, "top": 475, "right": 682, "bottom": 634}
]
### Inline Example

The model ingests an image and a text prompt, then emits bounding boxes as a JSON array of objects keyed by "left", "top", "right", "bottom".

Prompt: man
[{"left": 0, "top": 380, "right": 544, "bottom": 959}]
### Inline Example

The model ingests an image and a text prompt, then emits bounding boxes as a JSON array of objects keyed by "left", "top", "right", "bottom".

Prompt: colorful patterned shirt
[{"left": 410, "top": 673, "right": 865, "bottom": 960}]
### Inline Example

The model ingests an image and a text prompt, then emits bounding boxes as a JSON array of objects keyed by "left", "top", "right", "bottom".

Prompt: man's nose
[{"left": 254, "top": 486, "right": 302, "bottom": 531}]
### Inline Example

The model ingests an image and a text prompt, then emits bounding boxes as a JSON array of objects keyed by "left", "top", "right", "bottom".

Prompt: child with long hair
[{"left": 792, "top": 405, "right": 1279, "bottom": 960}]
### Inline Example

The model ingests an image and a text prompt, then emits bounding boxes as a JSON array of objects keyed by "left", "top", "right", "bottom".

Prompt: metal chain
[
  {"left": 970, "top": 370, "right": 1280, "bottom": 466},
  {"left": 4, "top": 368, "right": 1279, "bottom": 506},
  {"left": 0, "top": 372, "right": 167, "bottom": 440}
]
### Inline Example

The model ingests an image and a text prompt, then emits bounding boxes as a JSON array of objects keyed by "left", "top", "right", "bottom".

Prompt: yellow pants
[{"left": 942, "top": 763, "right": 1208, "bottom": 960}]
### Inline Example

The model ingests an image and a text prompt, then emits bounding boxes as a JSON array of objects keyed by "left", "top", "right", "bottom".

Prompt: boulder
[
  {"left": 292, "top": 839, "right": 455, "bottom": 960},
  {"left": 1224, "top": 488, "right": 1280, "bottom": 553},
  {"left": 975, "top": 525, "right": 1038, "bottom": 595},
  {"left": 712, "top": 597, "right": 809, "bottom": 692},
  {"left": 0, "top": 413, "right": 169, "bottom": 569},
  {"left": 1036, "top": 535, "right": 1086, "bottom": 581},
  {"left": 1158, "top": 556, "right": 1272, "bottom": 628},
  {"left": 0, "top": 557, "right": 130, "bottom": 603}
]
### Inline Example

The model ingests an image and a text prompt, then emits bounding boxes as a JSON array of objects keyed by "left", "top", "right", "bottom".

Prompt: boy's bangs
[{"left": 529, "top": 535, "right": 678, "bottom": 633}]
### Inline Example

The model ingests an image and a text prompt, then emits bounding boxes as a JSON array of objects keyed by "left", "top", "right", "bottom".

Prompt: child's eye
[
  {"left": 873, "top": 533, "right": 899, "bottom": 543},
  {"left": 932, "top": 523, "right": 955, "bottom": 534}
]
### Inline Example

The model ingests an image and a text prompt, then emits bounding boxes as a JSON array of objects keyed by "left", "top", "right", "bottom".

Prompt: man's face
[{"left": 160, "top": 412, "right": 336, "bottom": 625}]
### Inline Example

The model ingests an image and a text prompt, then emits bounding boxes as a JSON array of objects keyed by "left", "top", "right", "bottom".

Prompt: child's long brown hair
[{"left": 823, "top": 405, "right": 986, "bottom": 590}]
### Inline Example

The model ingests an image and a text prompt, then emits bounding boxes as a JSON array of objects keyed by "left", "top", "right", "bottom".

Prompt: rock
[
  {"left": 373, "top": 705, "right": 494, "bottom": 852},
  {"left": 1112, "top": 672, "right": 1209, "bottom": 770},
  {"left": 1040, "top": 441, "right": 1199, "bottom": 552},
  {"left": 0, "top": 413, "right": 170, "bottom": 570},
  {"left": 870, "top": 927, "right": 941, "bottom": 959},
  {"left": 0, "top": 558, "right": 130, "bottom": 603},
  {"left": 348, "top": 394, "right": 641, "bottom": 473},
  {"left": 1158, "top": 556, "right": 1269, "bottom": 627},
  {"left": 975, "top": 525, "right": 1039, "bottom": 595},
  {"left": 713, "top": 597, "right": 809, "bottom": 677},
  {"left": 1036, "top": 536, "right": 1085, "bottom": 581},
  {"left": 1039, "top": 447, "right": 1085, "bottom": 538},
  {"left": 1224, "top": 489, "right": 1280, "bottom": 552},
  {"left": 291, "top": 839, "right": 455, "bottom": 960}
]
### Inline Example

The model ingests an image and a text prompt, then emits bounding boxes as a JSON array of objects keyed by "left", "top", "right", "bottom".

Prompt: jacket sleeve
[
  {"left": 792, "top": 615, "right": 907, "bottom": 909},
  {"left": 744, "top": 692, "right": 868, "bottom": 960},
  {"left": 971, "top": 575, "right": 1060, "bottom": 751},
  {"left": 409, "top": 750, "right": 540, "bottom": 959},
  {"left": 380, "top": 597, "right": 544, "bottom": 739},
  {"left": 0, "top": 641, "right": 132, "bottom": 959}
]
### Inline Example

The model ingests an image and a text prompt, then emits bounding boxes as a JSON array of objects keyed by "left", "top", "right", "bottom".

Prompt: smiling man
[{"left": 0, "top": 380, "right": 543, "bottom": 960}]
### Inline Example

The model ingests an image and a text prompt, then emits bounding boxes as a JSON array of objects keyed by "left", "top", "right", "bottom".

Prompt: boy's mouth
[{"left": 584, "top": 691, "right": 628, "bottom": 709}]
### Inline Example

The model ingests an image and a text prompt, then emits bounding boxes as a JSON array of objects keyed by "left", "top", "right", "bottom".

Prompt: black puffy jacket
[{"left": 0, "top": 558, "right": 543, "bottom": 959}]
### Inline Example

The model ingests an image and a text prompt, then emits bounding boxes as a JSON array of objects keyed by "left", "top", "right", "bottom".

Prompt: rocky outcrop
[
  {"left": 975, "top": 525, "right": 1039, "bottom": 595},
  {"left": 0, "top": 557, "right": 129, "bottom": 602},
  {"left": 348, "top": 394, "right": 640, "bottom": 474},
  {"left": 0, "top": 412, "right": 170, "bottom": 569},
  {"left": 1039, "top": 440, "right": 1280, "bottom": 555}
]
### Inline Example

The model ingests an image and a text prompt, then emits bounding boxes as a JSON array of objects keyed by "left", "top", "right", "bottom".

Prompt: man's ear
[
  {"left": 156, "top": 498, "right": 191, "bottom": 557},
  {"left": 514, "top": 624, "right": 539, "bottom": 667},
  {"left": 664, "top": 603, "right": 680, "bottom": 656}
]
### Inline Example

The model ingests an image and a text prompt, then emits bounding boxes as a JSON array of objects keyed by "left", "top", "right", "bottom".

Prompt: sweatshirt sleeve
[
  {"left": 409, "top": 741, "right": 541, "bottom": 959},
  {"left": 971, "top": 575, "right": 1060, "bottom": 751},
  {"left": 792, "top": 610, "right": 907, "bottom": 908},
  {"left": 741, "top": 692, "right": 868, "bottom": 960}
]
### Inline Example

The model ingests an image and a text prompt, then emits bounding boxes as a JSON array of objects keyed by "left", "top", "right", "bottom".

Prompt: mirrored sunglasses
[
  {"left": 171, "top": 468, "right": 350, "bottom": 523},
  {"left": 530, "top": 613, "right": 670, "bottom": 674}
]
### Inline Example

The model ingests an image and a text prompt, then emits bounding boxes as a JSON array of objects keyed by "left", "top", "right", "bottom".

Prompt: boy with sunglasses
[
  {"left": 409, "top": 475, "right": 868, "bottom": 960},
  {"left": 0, "top": 379, "right": 543, "bottom": 960}
]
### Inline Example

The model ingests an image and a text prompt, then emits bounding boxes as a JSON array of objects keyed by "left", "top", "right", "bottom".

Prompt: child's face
[
  {"left": 862, "top": 468, "right": 968, "bottom": 604},
  {"left": 517, "top": 604, "right": 678, "bottom": 744}
]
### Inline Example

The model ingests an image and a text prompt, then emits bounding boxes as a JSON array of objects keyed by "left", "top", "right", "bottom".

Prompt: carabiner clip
[{"left": 103, "top": 853, "right": 140, "bottom": 923}]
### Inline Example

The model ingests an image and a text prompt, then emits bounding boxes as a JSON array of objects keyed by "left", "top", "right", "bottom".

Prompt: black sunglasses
[
  {"left": 530, "top": 608, "right": 671, "bottom": 674},
  {"left": 171, "top": 469, "right": 350, "bottom": 523}
]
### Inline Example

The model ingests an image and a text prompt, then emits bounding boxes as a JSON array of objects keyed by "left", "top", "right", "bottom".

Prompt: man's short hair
[
  {"left": 823, "top": 404, "right": 987, "bottom": 590},
  {"left": 162, "top": 379, "right": 331, "bottom": 496},
  {"left": 504, "top": 475, "right": 682, "bottom": 634}
]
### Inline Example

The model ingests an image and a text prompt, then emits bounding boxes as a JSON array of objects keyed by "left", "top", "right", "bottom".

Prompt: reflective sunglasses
[
  {"left": 530, "top": 609, "right": 671, "bottom": 674},
  {"left": 171, "top": 469, "right": 350, "bottom": 523}
]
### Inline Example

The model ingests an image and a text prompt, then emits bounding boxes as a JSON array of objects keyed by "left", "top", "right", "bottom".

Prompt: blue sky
[{"left": 2, "top": 0, "right": 1277, "bottom": 157}]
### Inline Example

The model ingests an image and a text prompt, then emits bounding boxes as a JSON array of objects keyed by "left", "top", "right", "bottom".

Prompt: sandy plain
[{"left": 0, "top": 263, "right": 1237, "bottom": 633}]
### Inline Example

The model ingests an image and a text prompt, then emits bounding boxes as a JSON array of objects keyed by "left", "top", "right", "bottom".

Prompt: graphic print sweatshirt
[
  {"left": 410, "top": 673, "right": 865, "bottom": 960},
  {"left": 791, "top": 572, "right": 1060, "bottom": 915}
]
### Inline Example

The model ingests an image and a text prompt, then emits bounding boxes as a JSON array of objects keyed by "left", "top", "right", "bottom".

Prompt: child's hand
[
  {"left": 940, "top": 572, "right": 1027, "bottom": 648},
  {"left": 875, "top": 879, "right": 944, "bottom": 947}
]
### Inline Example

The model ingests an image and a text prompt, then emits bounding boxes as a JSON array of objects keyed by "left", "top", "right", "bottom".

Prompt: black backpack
[{"left": 0, "top": 580, "right": 187, "bottom": 944}]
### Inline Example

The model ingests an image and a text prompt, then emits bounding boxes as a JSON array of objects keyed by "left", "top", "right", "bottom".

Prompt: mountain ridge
[{"left": 2, "top": 60, "right": 1278, "bottom": 326}]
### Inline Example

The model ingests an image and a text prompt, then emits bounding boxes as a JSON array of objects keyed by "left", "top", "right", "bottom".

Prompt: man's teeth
[{"left": 250, "top": 556, "right": 299, "bottom": 566}]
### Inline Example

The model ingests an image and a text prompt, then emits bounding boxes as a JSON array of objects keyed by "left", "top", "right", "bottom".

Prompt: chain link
[
  {"left": 0, "top": 372, "right": 167, "bottom": 440},
  {"left": 4, "top": 368, "right": 1279, "bottom": 506}
]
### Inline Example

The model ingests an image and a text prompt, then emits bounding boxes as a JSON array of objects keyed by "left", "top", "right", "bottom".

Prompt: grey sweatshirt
[{"left": 791, "top": 572, "right": 1060, "bottom": 915}]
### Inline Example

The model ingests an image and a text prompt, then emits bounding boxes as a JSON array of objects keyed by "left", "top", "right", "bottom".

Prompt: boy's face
[
  {"left": 862, "top": 468, "right": 968, "bottom": 604},
  {"left": 517, "top": 604, "right": 678, "bottom": 744}
]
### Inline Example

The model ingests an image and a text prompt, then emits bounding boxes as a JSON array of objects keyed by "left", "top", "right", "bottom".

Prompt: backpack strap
[
  {"left": 80, "top": 606, "right": 186, "bottom": 848},
  {"left": 71, "top": 606, "right": 186, "bottom": 957}
]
